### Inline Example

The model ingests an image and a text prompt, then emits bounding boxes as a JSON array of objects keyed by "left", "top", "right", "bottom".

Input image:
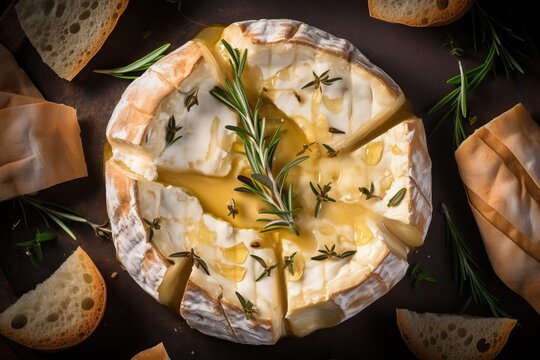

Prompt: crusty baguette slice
[
  {"left": 131, "top": 342, "right": 171, "bottom": 360},
  {"left": 15, "top": 0, "right": 129, "bottom": 80},
  {"left": 0, "top": 246, "right": 106, "bottom": 351},
  {"left": 396, "top": 308, "right": 516, "bottom": 360},
  {"left": 368, "top": 0, "right": 474, "bottom": 27}
]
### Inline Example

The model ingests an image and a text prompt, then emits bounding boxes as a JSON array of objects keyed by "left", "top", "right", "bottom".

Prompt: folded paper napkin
[
  {"left": 455, "top": 103, "right": 540, "bottom": 313},
  {"left": 0, "top": 43, "right": 87, "bottom": 201}
]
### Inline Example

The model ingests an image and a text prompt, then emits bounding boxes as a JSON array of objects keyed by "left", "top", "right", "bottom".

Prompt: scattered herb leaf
[
  {"left": 311, "top": 244, "right": 356, "bottom": 261},
  {"left": 143, "top": 218, "right": 161, "bottom": 241},
  {"left": 309, "top": 181, "right": 336, "bottom": 218},
  {"left": 235, "top": 291, "right": 257, "bottom": 318},
  {"left": 185, "top": 88, "right": 199, "bottom": 112},
  {"left": 387, "top": 188, "right": 406, "bottom": 207},
  {"left": 410, "top": 263, "right": 438, "bottom": 291},
  {"left": 16, "top": 230, "right": 57, "bottom": 268},
  {"left": 169, "top": 248, "right": 210, "bottom": 275},
  {"left": 250, "top": 254, "right": 279, "bottom": 282},
  {"left": 296, "top": 142, "right": 316, "bottom": 156},
  {"left": 359, "top": 182, "right": 381, "bottom": 200},
  {"left": 322, "top": 143, "right": 339, "bottom": 158},
  {"left": 283, "top": 252, "right": 297, "bottom": 276},
  {"left": 328, "top": 127, "right": 345, "bottom": 134},
  {"left": 165, "top": 115, "right": 183, "bottom": 149},
  {"left": 227, "top": 199, "right": 239, "bottom": 219},
  {"left": 301, "top": 70, "right": 342, "bottom": 93},
  {"left": 442, "top": 34, "right": 464, "bottom": 57}
]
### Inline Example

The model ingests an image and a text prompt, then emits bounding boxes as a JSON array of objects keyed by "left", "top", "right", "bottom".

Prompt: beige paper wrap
[
  {"left": 455, "top": 103, "right": 540, "bottom": 313},
  {"left": 0, "top": 43, "right": 87, "bottom": 201}
]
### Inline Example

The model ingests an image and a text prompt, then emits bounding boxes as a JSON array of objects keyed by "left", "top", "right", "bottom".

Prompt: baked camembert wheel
[{"left": 105, "top": 19, "right": 432, "bottom": 345}]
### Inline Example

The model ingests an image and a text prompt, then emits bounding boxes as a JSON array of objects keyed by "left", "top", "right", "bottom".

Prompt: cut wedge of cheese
[{"left": 105, "top": 19, "right": 432, "bottom": 344}]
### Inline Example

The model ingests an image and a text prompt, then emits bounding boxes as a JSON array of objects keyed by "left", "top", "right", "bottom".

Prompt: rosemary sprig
[
  {"left": 359, "top": 182, "right": 381, "bottom": 200},
  {"left": 210, "top": 39, "right": 308, "bottom": 235},
  {"left": 169, "top": 248, "right": 210, "bottom": 275},
  {"left": 16, "top": 230, "right": 56, "bottom": 268},
  {"left": 93, "top": 43, "right": 171, "bottom": 79},
  {"left": 235, "top": 291, "right": 256, "bottom": 318},
  {"left": 309, "top": 182, "right": 336, "bottom": 218},
  {"left": 16, "top": 196, "right": 111, "bottom": 240},
  {"left": 283, "top": 252, "right": 297, "bottom": 276},
  {"left": 322, "top": 144, "right": 339, "bottom": 158},
  {"left": 387, "top": 188, "right": 406, "bottom": 207},
  {"left": 429, "top": 2, "right": 525, "bottom": 148},
  {"left": 142, "top": 218, "right": 161, "bottom": 241},
  {"left": 250, "top": 254, "right": 279, "bottom": 282},
  {"left": 301, "top": 70, "right": 342, "bottom": 92},
  {"left": 226, "top": 199, "right": 239, "bottom": 219},
  {"left": 311, "top": 244, "right": 356, "bottom": 261},
  {"left": 441, "top": 203, "right": 511, "bottom": 318},
  {"left": 164, "top": 115, "right": 183, "bottom": 149},
  {"left": 409, "top": 263, "right": 438, "bottom": 291}
]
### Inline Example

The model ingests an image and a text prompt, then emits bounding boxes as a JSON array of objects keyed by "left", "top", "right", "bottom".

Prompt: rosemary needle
[{"left": 94, "top": 43, "right": 171, "bottom": 80}]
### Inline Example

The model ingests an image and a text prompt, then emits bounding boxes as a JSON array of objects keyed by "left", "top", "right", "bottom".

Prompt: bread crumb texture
[
  {"left": 396, "top": 309, "right": 517, "bottom": 360},
  {"left": 368, "top": 0, "right": 474, "bottom": 27},
  {"left": 0, "top": 247, "right": 106, "bottom": 351},
  {"left": 15, "top": 0, "right": 129, "bottom": 80}
]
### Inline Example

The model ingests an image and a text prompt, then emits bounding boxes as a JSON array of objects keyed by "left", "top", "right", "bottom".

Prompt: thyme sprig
[
  {"left": 93, "top": 43, "right": 171, "bottom": 80},
  {"left": 250, "top": 254, "right": 279, "bottom": 282},
  {"left": 442, "top": 203, "right": 511, "bottom": 318},
  {"left": 169, "top": 248, "right": 210, "bottom": 275},
  {"left": 309, "top": 182, "right": 336, "bottom": 218},
  {"left": 226, "top": 199, "right": 239, "bottom": 219},
  {"left": 359, "top": 182, "right": 381, "bottom": 200},
  {"left": 164, "top": 115, "right": 183, "bottom": 149},
  {"left": 235, "top": 291, "right": 256, "bottom": 318},
  {"left": 410, "top": 263, "right": 438, "bottom": 291},
  {"left": 210, "top": 40, "right": 308, "bottom": 235},
  {"left": 301, "top": 70, "right": 342, "bottom": 92},
  {"left": 143, "top": 218, "right": 161, "bottom": 241},
  {"left": 311, "top": 244, "right": 356, "bottom": 261},
  {"left": 16, "top": 196, "right": 111, "bottom": 240},
  {"left": 283, "top": 252, "right": 297, "bottom": 276},
  {"left": 429, "top": 2, "right": 525, "bottom": 148},
  {"left": 16, "top": 230, "right": 56, "bottom": 268}
]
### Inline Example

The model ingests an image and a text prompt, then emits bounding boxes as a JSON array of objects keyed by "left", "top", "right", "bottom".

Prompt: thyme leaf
[
  {"left": 301, "top": 70, "right": 342, "bottom": 93},
  {"left": 387, "top": 188, "right": 406, "bottom": 207},
  {"left": 359, "top": 182, "right": 381, "bottom": 200},
  {"left": 143, "top": 218, "right": 161, "bottom": 241},
  {"left": 185, "top": 88, "right": 199, "bottom": 112},
  {"left": 410, "top": 263, "right": 438, "bottom": 291},
  {"left": 309, "top": 181, "right": 336, "bottom": 218},
  {"left": 311, "top": 244, "right": 356, "bottom": 261},
  {"left": 227, "top": 199, "right": 239, "bottom": 219},
  {"left": 169, "top": 248, "right": 210, "bottom": 275},
  {"left": 322, "top": 143, "right": 339, "bottom": 158},
  {"left": 164, "top": 115, "right": 183, "bottom": 149},
  {"left": 235, "top": 291, "right": 257, "bottom": 318},
  {"left": 283, "top": 252, "right": 297, "bottom": 276},
  {"left": 250, "top": 254, "right": 279, "bottom": 282},
  {"left": 210, "top": 39, "right": 308, "bottom": 235}
]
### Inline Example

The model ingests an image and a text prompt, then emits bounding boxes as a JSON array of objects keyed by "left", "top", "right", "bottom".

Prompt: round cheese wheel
[{"left": 105, "top": 19, "right": 432, "bottom": 345}]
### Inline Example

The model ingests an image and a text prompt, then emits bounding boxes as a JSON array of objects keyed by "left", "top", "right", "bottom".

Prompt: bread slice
[
  {"left": 0, "top": 246, "right": 106, "bottom": 351},
  {"left": 368, "top": 0, "right": 474, "bottom": 27},
  {"left": 396, "top": 308, "right": 517, "bottom": 360},
  {"left": 131, "top": 342, "right": 170, "bottom": 360},
  {"left": 15, "top": 0, "right": 129, "bottom": 80}
]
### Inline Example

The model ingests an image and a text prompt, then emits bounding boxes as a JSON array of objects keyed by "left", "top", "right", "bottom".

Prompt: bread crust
[
  {"left": 0, "top": 247, "right": 106, "bottom": 351},
  {"left": 368, "top": 0, "right": 474, "bottom": 27}
]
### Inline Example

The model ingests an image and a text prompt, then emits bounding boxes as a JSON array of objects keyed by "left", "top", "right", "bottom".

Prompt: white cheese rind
[{"left": 106, "top": 41, "right": 237, "bottom": 180}]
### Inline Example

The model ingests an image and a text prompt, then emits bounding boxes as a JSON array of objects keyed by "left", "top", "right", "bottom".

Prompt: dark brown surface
[{"left": 1, "top": 0, "right": 539, "bottom": 359}]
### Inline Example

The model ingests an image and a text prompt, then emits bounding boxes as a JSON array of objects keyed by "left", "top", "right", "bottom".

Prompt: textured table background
[{"left": 1, "top": 0, "right": 539, "bottom": 358}]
